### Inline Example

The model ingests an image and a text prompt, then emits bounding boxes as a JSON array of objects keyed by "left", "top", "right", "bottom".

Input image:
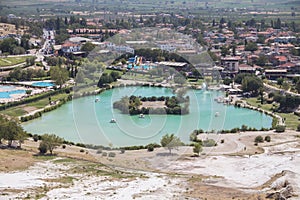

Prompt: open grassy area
[
  {"left": 0, "top": 149, "right": 35, "bottom": 172},
  {"left": 0, "top": 56, "right": 34, "bottom": 67},
  {"left": 0, "top": 93, "right": 70, "bottom": 118},
  {"left": 0, "top": 106, "right": 27, "bottom": 117},
  {"left": 245, "top": 97, "right": 299, "bottom": 130}
]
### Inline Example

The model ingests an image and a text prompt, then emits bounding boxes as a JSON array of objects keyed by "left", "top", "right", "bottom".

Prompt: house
[
  {"left": 278, "top": 62, "right": 300, "bottom": 74},
  {"left": 61, "top": 41, "right": 81, "bottom": 53},
  {"left": 221, "top": 56, "right": 240, "bottom": 77},
  {"left": 238, "top": 64, "right": 255, "bottom": 74},
  {"left": 273, "top": 55, "right": 288, "bottom": 66},
  {"left": 265, "top": 69, "right": 287, "bottom": 79}
]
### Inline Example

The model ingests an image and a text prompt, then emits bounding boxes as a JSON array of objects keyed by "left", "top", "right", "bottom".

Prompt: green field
[
  {"left": 245, "top": 97, "right": 299, "bottom": 130},
  {"left": 0, "top": 56, "right": 34, "bottom": 67},
  {"left": 0, "top": 93, "right": 69, "bottom": 118},
  {"left": 1, "top": 0, "right": 299, "bottom": 21}
]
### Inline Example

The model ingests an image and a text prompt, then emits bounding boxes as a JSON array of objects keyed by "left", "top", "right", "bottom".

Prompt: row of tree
[{"left": 8, "top": 67, "right": 47, "bottom": 81}]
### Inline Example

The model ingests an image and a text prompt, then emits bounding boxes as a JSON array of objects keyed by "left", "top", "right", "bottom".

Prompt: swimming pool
[
  {"left": 127, "top": 65, "right": 154, "bottom": 70},
  {"left": 31, "top": 82, "right": 54, "bottom": 87},
  {"left": 0, "top": 90, "right": 26, "bottom": 98}
]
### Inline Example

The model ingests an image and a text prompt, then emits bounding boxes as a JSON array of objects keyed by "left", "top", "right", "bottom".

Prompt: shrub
[
  {"left": 147, "top": 144, "right": 154, "bottom": 152},
  {"left": 265, "top": 135, "right": 271, "bottom": 142},
  {"left": 202, "top": 139, "right": 217, "bottom": 147},
  {"left": 275, "top": 125, "right": 286, "bottom": 133},
  {"left": 272, "top": 118, "right": 278, "bottom": 129},
  {"left": 297, "top": 124, "right": 300, "bottom": 132},
  {"left": 108, "top": 152, "right": 116, "bottom": 157},
  {"left": 96, "top": 149, "right": 103, "bottom": 154},
  {"left": 220, "top": 139, "right": 225, "bottom": 144},
  {"left": 76, "top": 143, "right": 86, "bottom": 148},
  {"left": 80, "top": 149, "right": 85, "bottom": 153},
  {"left": 102, "top": 152, "right": 107, "bottom": 156},
  {"left": 230, "top": 128, "right": 239, "bottom": 133},
  {"left": 33, "top": 134, "right": 40, "bottom": 142},
  {"left": 254, "top": 135, "right": 264, "bottom": 143},
  {"left": 241, "top": 125, "right": 248, "bottom": 132},
  {"left": 62, "top": 144, "right": 66, "bottom": 149},
  {"left": 38, "top": 142, "right": 48, "bottom": 154},
  {"left": 193, "top": 143, "right": 202, "bottom": 156}
]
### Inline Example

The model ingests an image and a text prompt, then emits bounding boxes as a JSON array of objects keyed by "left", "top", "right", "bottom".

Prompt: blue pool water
[
  {"left": 32, "top": 82, "right": 54, "bottom": 87},
  {"left": 0, "top": 90, "right": 26, "bottom": 98},
  {"left": 128, "top": 65, "right": 153, "bottom": 70}
]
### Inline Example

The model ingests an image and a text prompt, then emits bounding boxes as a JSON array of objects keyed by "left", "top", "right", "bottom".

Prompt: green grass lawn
[
  {"left": 0, "top": 56, "right": 34, "bottom": 67},
  {"left": 27, "top": 93, "right": 69, "bottom": 109},
  {"left": 245, "top": 97, "right": 299, "bottom": 130},
  {"left": 0, "top": 107, "right": 27, "bottom": 117},
  {"left": 245, "top": 97, "right": 273, "bottom": 112},
  {"left": 0, "top": 93, "right": 70, "bottom": 118}
]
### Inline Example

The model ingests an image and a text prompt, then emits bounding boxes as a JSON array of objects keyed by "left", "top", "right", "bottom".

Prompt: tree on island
[
  {"left": 50, "top": 66, "right": 69, "bottom": 89},
  {"left": 160, "top": 134, "right": 183, "bottom": 154},
  {"left": 38, "top": 134, "right": 64, "bottom": 155}
]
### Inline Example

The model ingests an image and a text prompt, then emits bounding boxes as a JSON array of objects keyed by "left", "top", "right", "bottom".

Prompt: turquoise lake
[{"left": 22, "top": 86, "right": 272, "bottom": 147}]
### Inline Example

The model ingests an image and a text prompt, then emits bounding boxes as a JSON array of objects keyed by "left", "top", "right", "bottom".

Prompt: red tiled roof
[
  {"left": 279, "top": 62, "right": 296, "bottom": 68},
  {"left": 275, "top": 56, "right": 287, "bottom": 62},
  {"left": 239, "top": 64, "right": 254, "bottom": 71},
  {"left": 62, "top": 42, "right": 78, "bottom": 47}
]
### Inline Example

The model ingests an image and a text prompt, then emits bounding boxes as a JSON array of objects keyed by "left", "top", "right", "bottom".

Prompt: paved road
[
  {"left": 264, "top": 83, "right": 300, "bottom": 97},
  {"left": 35, "top": 29, "right": 55, "bottom": 70}
]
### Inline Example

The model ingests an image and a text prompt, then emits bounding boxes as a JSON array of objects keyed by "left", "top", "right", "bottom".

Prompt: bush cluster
[{"left": 113, "top": 95, "right": 189, "bottom": 115}]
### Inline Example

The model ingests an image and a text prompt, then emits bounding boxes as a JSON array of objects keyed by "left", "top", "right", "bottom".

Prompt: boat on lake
[{"left": 110, "top": 118, "right": 116, "bottom": 123}]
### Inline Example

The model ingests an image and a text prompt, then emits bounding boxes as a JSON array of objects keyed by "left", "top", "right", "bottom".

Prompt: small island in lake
[{"left": 113, "top": 95, "right": 190, "bottom": 115}]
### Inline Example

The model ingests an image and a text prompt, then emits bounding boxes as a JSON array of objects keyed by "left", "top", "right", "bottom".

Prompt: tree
[
  {"left": 0, "top": 37, "right": 18, "bottom": 54},
  {"left": 277, "top": 78, "right": 284, "bottom": 86},
  {"left": 264, "top": 136, "right": 271, "bottom": 142},
  {"left": 55, "top": 33, "right": 69, "bottom": 45},
  {"left": 75, "top": 70, "right": 85, "bottom": 83},
  {"left": 160, "top": 134, "right": 182, "bottom": 154},
  {"left": 282, "top": 81, "right": 290, "bottom": 91},
  {"left": 234, "top": 73, "right": 249, "bottom": 84},
  {"left": 13, "top": 46, "right": 25, "bottom": 55},
  {"left": 193, "top": 143, "right": 202, "bottom": 156},
  {"left": 38, "top": 142, "right": 48, "bottom": 154},
  {"left": 242, "top": 76, "right": 263, "bottom": 96},
  {"left": 174, "top": 74, "right": 186, "bottom": 85},
  {"left": 97, "top": 73, "right": 114, "bottom": 87},
  {"left": 245, "top": 42, "right": 258, "bottom": 52},
  {"left": 296, "top": 80, "right": 300, "bottom": 93},
  {"left": 275, "top": 18, "right": 281, "bottom": 29},
  {"left": 223, "top": 78, "right": 232, "bottom": 85},
  {"left": 254, "top": 135, "right": 264, "bottom": 143},
  {"left": 81, "top": 42, "right": 96, "bottom": 52},
  {"left": 0, "top": 117, "right": 26, "bottom": 148},
  {"left": 50, "top": 66, "right": 69, "bottom": 88},
  {"left": 275, "top": 125, "right": 286, "bottom": 133},
  {"left": 40, "top": 134, "right": 63, "bottom": 155},
  {"left": 220, "top": 45, "right": 230, "bottom": 57},
  {"left": 256, "top": 55, "right": 267, "bottom": 66}
]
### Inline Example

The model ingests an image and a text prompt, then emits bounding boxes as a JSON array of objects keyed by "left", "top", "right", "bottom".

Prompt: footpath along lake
[{"left": 22, "top": 86, "right": 272, "bottom": 147}]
